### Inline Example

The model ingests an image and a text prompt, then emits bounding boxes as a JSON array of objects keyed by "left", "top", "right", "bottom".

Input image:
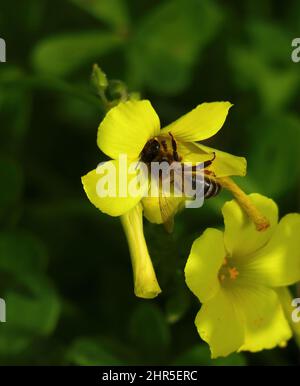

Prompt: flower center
[{"left": 218, "top": 257, "right": 239, "bottom": 284}]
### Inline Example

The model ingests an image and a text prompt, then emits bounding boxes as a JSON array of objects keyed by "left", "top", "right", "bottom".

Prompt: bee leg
[
  {"left": 210, "top": 152, "right": 216, "bottom": 162},
  {"left": 202, "top": 152, "right": 216, "bottom": 169},
  {"left": 161, "top": 139, "right": 168, "bottom": 152},
  {"left": 204, "top": 169, "right": 216, "bottom": 177},
  {"left": 168, "top": 132, "right": 180, "bottom": 162}
]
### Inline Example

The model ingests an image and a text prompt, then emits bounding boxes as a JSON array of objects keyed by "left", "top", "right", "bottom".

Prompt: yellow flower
[
  {"left": 81, "top": 100, "right": 246, "bottom": 299},
  {"left": 185, "top": 193, "right": 300, "bottom": 358},
  {"left": 120, "top": 203, "right": 161, "bottom": 299},
  {"left": 82, "top": 99, "right": 246, "bottom": 220}
]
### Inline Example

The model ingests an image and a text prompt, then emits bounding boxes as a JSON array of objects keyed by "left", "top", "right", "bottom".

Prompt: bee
[
  {"left": 203, "top": 173, "right": 221, "bottom": 198},
  {"left": 193, "top": 153, "right": 221, "bottom": 199},
  {"left": 140, "top": 132, "right": 180, "bottom": 164},
  {"left": 140, "top": 138, "right": 161, "bottom": 163},
  {"left": 140, "top": 132, "right": 221, "bottom": 232}
]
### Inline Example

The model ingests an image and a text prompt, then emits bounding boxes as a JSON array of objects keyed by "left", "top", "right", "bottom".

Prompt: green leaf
[
  {"left": 129, "top": 303, "right": 171, "bottom": 358},
  {"left": 0, "top": 231, "right": 47, "bottom": 275},
  {"left": 173, "top": 345, "right": 247, "bottom": 366},
  {"left": 165, "top": 283, "right": 191, "bottom": 324},
  {"left": 5, "top": 275, "right": 60, "bottom": 335},
  {"left": 231, "top": 47, "right": 299, "bottom": 113},
  {"left": 0, "top": 70, "right": 32, "bottom": 151},
  {"left": 31, "top": 31, "right": 123, "bottom": 77},
  {"left": 68, "top": 0, "right": 129, "bottom": 30},
  {"left": 0, "top": 332, "right": 31, "bottom": 357},
  {"left": 0, "top": 158, "right": 23, "bottom": 215},
  {"left": 247, "top": 114, "right": 300, "bottom": 197},
  {"left": 127, "top": 0, "right": 221, "bottom": 94},
  {"left": 230, "top": 21, "right": 300, "bottom": 113},
  {"left": 0, "top": 274, "right": 60, "bottom": 355},
  {"left": 67, "top": 337, "right": 123, "bottom": 365},
  {"left": 0, "top": 231, "right": 60, "bottom": 355},
  {"left": 246, "top": 21, "right": 292, "bottom": 63}
]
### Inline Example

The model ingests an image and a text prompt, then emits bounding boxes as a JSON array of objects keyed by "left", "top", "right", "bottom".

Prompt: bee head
[{"left": 140, "top": 138, "right": 161, "bottom": 163}]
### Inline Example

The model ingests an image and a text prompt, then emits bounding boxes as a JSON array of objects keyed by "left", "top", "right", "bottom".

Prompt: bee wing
[
  {"left": 157, "top": 161, "right": 205, "bottom": 233},
  {"left": 158, "top": 192, "right": 173, "bottom": 233},
  {"left": 173, "top": 163, "right": 205, "bottom": 199},
  {"left": 158, "top": 188, "right": 185, "bottom": 234}
]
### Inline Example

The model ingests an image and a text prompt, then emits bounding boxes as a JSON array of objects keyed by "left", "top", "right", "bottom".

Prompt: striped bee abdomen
[{"left": 204, "top": 177, "right": 221, "bottom": 199}]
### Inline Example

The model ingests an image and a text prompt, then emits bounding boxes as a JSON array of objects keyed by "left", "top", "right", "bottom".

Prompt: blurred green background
[{"left": 0, "top": 0, "right": 300, "bottom": 365}]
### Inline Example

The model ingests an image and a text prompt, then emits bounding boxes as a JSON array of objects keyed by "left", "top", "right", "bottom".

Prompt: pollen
[
  {"left": 218, "top": 257, "right": 239, "bottom": 283},
  {"left": 228, "top": 267, "right": 239, "bottom": 280}
]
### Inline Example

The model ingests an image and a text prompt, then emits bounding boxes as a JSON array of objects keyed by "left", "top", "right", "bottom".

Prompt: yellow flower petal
[
  {"left": 222, "top": 193, "right": 278, "bottom": 258},
  {"left": 185, "top": 229, "right": 225, "bottom": 303},
  {"left": 243, "top": 214, "right": 300, "bottom": 287},
  {"left": 176, "top": 141, "right": 216, "bottom": 164},
  {"left": 160, "top": 102, "right": 232, "bottom": 142},
  {"left": 195, "top": 288, "right": 244, "bottom": 358},
  {"left": 97, "top": 100, "right": 160, "bottom": 159},
  {"left": 276, "top": 287, "right": 300, "bottom": 347},
  {"left": 142, "top": 196, "right": 163, "bottom": 224},
  {"left": 230, "top": 284, "right": 292, "bottom": 352},
  {"left": 81, "top": 159, "right": 148, "bottom": 217},
  {"left": 142, "top": 183, "right": 185, "bottom": 225},
  {"left": 121, "top": 203, "right": 161, "bottom": 299},
  {"left": 190, "top": 142, "right": 247, "bottom": 177}
]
